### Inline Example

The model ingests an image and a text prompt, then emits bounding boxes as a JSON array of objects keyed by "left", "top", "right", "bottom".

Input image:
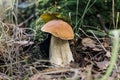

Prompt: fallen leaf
[
  {"left": 105, "top": 51, "right": 111, "bottom": 57},
  {"left": 95, "top": 60, "right": 109, "bottom": 70},
  {"left": 82, "top": 38, "right": 96, "bottom": 48}
]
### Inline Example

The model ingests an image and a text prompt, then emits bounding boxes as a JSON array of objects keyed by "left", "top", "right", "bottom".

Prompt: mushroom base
[{"left": 49, "top": 36, "right": 74, "bottom": 66}]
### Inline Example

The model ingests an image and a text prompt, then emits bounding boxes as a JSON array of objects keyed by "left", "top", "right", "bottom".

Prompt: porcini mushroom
[{"left": 41, "top": 19, "right": 74, "bottom": 66}]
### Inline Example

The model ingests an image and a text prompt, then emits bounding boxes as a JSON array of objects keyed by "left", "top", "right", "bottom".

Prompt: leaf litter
[{"left": 29, "top": 37, "right": 120, "bottom": 80}]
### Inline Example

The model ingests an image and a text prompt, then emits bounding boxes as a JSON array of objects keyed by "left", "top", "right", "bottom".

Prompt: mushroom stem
[{"left": 49, "top": 36, "right": 74, "bottom": 66}]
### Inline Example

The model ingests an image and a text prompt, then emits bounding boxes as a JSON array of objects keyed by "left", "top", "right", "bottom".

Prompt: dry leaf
[
  {"left": 106, "top": 51, "right": 111, "bottom": 57},
  {"left": 95, "top": 61, "right": 109, "bottom": 70},
  {"left": 82, "top": 38, "right": 96, "bottom": 48}
]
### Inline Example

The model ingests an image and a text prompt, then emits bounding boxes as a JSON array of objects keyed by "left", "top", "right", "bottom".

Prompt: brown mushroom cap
[{"left": 41, "top": 20, "right": 74, "bottom": 40}]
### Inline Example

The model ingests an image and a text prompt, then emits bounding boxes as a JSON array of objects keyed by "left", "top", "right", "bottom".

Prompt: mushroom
[{"left": 41, "top": 19, "right": 74, "bottom": 66}]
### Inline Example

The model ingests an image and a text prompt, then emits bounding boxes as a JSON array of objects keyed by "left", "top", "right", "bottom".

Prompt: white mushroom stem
[{"left": 49, "top": 36, "right": 74, "bottom": 66}]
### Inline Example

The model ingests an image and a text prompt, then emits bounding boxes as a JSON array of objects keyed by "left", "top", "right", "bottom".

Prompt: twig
[
  {"left": 18, "top": 14, "right": 34, "bottom": 27},
  {"left": 0, "top": 60, "right": 26, "bottom": 68},
  {"left": 96, "top": 14, "right": 109, "bottom": 35},
  {"left": 40, "top": 68, "right": 80, "bottom": 75},
  {"left": 90, "top": 30, "right": 108, "bottom": 52},
  {"left": 79, "top": 28, "right": 104, "bottom": 39}
]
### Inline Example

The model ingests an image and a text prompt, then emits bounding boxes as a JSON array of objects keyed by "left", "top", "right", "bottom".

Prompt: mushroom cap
[{"left": 41, "top": 20, "right": 74, "bottom": 40}]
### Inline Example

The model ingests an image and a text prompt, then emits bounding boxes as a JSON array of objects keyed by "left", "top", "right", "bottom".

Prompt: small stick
[
  {"left": 96, "top": 14, "right": 109, "bottom": 35},
  {"left": 18, "top": 14, "right": 34, "bottom": 27},
  {"left": 40, "top": 68, "right": 80, "bottom": 75}
]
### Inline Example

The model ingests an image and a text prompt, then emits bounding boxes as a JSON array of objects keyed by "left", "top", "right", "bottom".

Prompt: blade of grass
[
  {"left": 115, "top": 12, "right": 119, "bottom": 29},
  {"left": 75, "top": 0, "right": 79, "bottom": 28},
  {"left": 99, "top": 30, "right": 120, "bottom": 80},
  {"left": 112, "top": 0, "right": 115, "bottom": 29},
  {"left": 74, "top": 0, "right": 96, "bottom": 34}
]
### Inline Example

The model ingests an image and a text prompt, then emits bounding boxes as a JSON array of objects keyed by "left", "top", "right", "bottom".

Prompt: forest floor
[
  {"left": 0, "top": 29, "right": 119, "bottom": 80},
  {"left": 29, "top": 36, "right": 120, "bottom": 80}
]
